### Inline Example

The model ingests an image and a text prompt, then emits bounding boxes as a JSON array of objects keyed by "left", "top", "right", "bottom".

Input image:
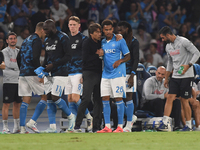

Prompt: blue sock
[
  {"left": 31, "top": 100, "right": 47, "bottom": 121},
  {"left": 125, "top": 100, "right": 134, "bottom": 122},
  {"left": 75, "top": 99, "right": 89, "bottom": 115},
  {"left": 47, "top": 100, "right": 57, "bottom": 124},
  {"left": 116, "top": 100, "right": 125, "bottom": 125},
  {"left": 102, "top": 101, "right": 110, "bottom": 124},
  {"left": 69, "top": 102, "right": 77, "bottom": 116},
  {"left": 55, "top": 98, "right": 71, "bottom": 116},
  {"left": 20, "top": 102, "right": 29, "bottom": 126}
]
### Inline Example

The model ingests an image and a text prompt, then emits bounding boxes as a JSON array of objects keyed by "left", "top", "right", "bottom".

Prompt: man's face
[
  {"left": 68, "top": 20, "right": 80, "bottom": 34},
  {"left": 103, "top": 25, "right": 113, "bottom": 39},
  {"left": 160, "top": 34, "right": 171, "bottom": 43},
  {"left": 117, "top": 26, "right": 127, "bottom": 37},
  {"left": 156, "top": 68, "right": 166, "bottom": 81},
  {"left": 90, "top": 28, "right": 102, "bottom": 41},
  {"left": 6, "top": 35, "right": 17, "bottom": 47},
  {"left": 21, "top": 29, "right": 30, "bottom": 39},
  {"left": 43, "top": 23, "right": 53, "bottom": 37}
]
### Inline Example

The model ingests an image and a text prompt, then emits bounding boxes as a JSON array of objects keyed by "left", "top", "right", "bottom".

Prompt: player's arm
[
  {"left": 2, "top": 50, "right": 16, "bottom": 70},
  {"left": 113, "top": 38, "right": 130, "bottom": 68},
  {"left": 0, "top": 52, "right": 5, "bottom": 69},
  {"left": 128, "top": 39, "right": 139, "bottom": 87},
  {"left": 181, "top": 39, "right": 200, "bottom": 74},
  {"left": 32, "top": 38, "right": 42, "bottom": 68}
]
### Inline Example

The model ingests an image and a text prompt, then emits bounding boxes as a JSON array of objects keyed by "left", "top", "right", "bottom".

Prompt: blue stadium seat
[
  {"left": 146, "top": 66, "right": 157, "bottom": 76},
  {"left": 135, "top": 63, "right": 151, "bottom": 109}
]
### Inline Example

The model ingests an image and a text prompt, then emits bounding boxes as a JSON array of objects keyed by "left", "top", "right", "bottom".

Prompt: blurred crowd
[{"left": 1, "top": 0, "right": 200, "bottom": 67}]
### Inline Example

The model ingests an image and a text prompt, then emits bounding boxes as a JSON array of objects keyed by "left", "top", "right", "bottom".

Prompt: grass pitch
[{"left": 0, "top": 132, "right": 199, "bottom": 150}]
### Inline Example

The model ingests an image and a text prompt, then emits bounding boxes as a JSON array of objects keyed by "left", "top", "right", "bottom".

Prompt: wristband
[
  {"left": 188, "top": 63, "right": 193, "bottom": 67},
  {"left": 131, "top": 71, "right": 136, "bottom": 75}
]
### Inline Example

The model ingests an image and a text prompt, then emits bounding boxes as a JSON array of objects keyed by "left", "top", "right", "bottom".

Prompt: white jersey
[
  {"left": 166, "top": 36, "right": 200, "bottom": 78},
  {"left": 2, "top": 47, "right": 19, "bottom": 84},
  {"left": 101, "top": 34, "right": 130, "bottom": 79}
]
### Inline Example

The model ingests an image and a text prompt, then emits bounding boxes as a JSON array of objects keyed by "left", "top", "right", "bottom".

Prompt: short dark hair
[
  {"left": 88, "top": 23, "right": 101, "bottom": 37},
  {"left": 118, "top": 21, "right": 132, "bottom": 34},
  {"left": 101, "top": 19, "right": 113, "bottom": 28},
  {"left": 159, "top": 26, "right": 173, "bottom": 36},
  {"left": 6, "top": 32, "right": 17, "bottom": 39}
]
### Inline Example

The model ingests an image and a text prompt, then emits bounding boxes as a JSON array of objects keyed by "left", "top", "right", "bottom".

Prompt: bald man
[
  {"left": 141, "top": 66, "right": 181, "bottom": 130},
  {"left": 40, "top": 19, "right": 75, "bottom": 133}
]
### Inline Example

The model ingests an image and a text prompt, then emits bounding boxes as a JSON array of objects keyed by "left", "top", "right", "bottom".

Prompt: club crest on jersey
[
  {"left": 46, "top": 45, "right": 56, "bottom": 51},
  {"left": 71, "top": 44, "right": 77, "bottom": 49},
  {"left": 75, "top": 40, "right": 79, "bottom": 43},
  {"left": 112, "top": 44, "right": 115, "bottom": 47},
  {"left": 55, "top": 40, "right": 58, "bottom": 44}
]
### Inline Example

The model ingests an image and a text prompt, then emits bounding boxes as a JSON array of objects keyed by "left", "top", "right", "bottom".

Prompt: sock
[
  {"left": 20, "top": 102, "right": 29, "bottom": 126},
  {"left": 116, "top": 100, "right": 124, "bottom": 128},
  {"left": 85, "top": 112, "right": 92, "bottom": 119},
  {"left": 14, "top": 118, "right": 20, "bottom": 129},
  {"left": 31, "top": 100, "right": 47, "bottom": 121},
  {"left": 2, "top": 120, "right": 8, "bottom": 129},
  {"left": 125, "top": 100, "right": 134, "bottom": 122},
  {"left": 103, "top": 101, "right": 111, "bottom": 128},
  {"left": 163, "top": 116, "right": 170, "bottom": 125},
  {"left": 69, "top": 102, "right": 77, "bottom": 116},
  {"left": 186, "top": 120, "right": 192, "bottom": 128},
  {"left": 75, "top": 99, "right": 89, "bottom": 116},
  {"left": 47, "top": 100, "right": 57, "bottom": 125},
  {"left": 55, "top": 98, "right": 71, "bottom": 116}
]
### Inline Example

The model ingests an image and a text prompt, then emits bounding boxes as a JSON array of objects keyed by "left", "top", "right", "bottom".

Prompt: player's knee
[{"left": 3, "top": 103, "right": 10, "bottom": 109}]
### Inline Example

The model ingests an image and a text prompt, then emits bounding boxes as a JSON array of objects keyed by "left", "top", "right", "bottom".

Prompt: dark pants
[
  {"left": 142, "top": 98, "right": 181, "bottom": 127},
  {"left": 75, "top": 71, "right": 102, "bottom": 131}
]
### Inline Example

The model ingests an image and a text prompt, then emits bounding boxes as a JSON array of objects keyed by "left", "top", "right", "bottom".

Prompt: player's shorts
[
  {"left": 64, "top": 74, "right": 82, "bottom": 95},
  {"left": 44, "top": 76, "right": 68, "bottom": 97},
  {"left": 3, "top": 83, "right": 22, "bottom": 103},
  {"left": 101, "top": 76, "right": 126, "bottom": 98},
  {"left": 126, "top": 74, "right": 137, "bottom": 92},
  {"left": 18, "top": 76, "right": 45, "bottom": 96},
  {"left": 168, "top": 77, "right": 194, "bottom": 99}
]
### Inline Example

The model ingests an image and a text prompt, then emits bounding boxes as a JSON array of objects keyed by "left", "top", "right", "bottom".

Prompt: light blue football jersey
[{"left": 101, "top": 34, "right": 130, "bottom": 79}]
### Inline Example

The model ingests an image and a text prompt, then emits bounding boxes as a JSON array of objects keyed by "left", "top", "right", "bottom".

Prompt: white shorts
[
  {"left": 101, "top": 77, "right": 126, "bottom": 98},
  {"left": 44, "top": 76, "right": 68, "bottom": 97},
  {"left": 64, "top": 74, "right": 82, "bottom": 95},
  {"left": 126, "top": 74, "right": 137, "bottom": 92},
  {"left": 18, "top": 76, "right": 45, "bottom": 96}
]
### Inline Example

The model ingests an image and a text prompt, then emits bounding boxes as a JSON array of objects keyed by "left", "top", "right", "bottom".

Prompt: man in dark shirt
[{"left": 74, "top": 23, "right": 103, "bottom": 133}]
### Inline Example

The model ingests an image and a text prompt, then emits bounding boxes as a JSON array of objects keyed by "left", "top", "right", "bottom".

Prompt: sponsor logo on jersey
[
  {"left": 154, "top": 89, "right": 164, "bottom": 94},
  {"left": 170, "top": 49, "right": 180, "bottom": 56},
  {"left": 71, "top": 44, "right": 77, "bottom": 49},
  {"left": 105, "top": 49, "right": 115, "bottom": 53},
  {"left": 46, "top": 45, "right": 56, "bottom": 51}
]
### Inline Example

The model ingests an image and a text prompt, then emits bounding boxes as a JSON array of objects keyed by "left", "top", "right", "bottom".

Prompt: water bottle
[{"left": 178, "top": 66, "right": 184, "bottom": 74}]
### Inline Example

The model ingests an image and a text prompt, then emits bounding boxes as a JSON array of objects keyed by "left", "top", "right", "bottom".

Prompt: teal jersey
[{"left": 101, "top": 34, "right": 130, "bottom": 79}]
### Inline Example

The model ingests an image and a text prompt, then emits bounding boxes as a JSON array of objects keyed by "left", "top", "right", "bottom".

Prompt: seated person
[{"left": 141, "top": 66, "right": 181, "bottom": 130}]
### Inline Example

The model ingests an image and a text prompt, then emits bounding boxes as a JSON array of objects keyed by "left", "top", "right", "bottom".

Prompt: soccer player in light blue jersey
[{"left": 97, "top": 19, "right": 130, "bottom": 133}]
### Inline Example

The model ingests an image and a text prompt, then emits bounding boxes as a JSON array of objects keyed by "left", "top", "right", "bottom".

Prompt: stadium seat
[
  {"left": 136, "top": 63, "right": 151, "bottom": 109},
  {"left": 146, "top": 66, "right": 157, "bottom": 76}
]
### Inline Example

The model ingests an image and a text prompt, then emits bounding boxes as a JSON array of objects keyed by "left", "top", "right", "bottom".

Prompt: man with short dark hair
[
  {"left": 2, "top": 32, "right": 21, "bottom": 134},
  {"left": 74, "top": 23, "right": 103, "bottom": 133},
  {"left": 158, "top": 26, "right": 200, "bottom": 131}
]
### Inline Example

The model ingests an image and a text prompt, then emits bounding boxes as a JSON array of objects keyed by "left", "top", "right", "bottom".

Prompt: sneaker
[
  {"left": 131, "top": 115, "right": 137, "bottom": 126},
  {"left": 40, "top": 128, "right": 57, "bottom": 133},
  {"left": 73, "top": 128, "right": 82, "bottom": 133},
  {"left": 113, "top": 126, "right": 123, "bottom": 133},
  {"left": 97, "top": 126, "right": 112, "bottom": 133},
  {"left": 157, "top": 121, "right": 171, "bottom": 132},
  {"left": 26, "top": 122, "right": 40, "bottom": 133},
  {"left": 68, "top": 114, "right": 76, "bottom": 132},
  {"left": 13, "top": 128, "right": 20, "bottom": 134},
  {"left": 87, "top": 117, "right": 93, "bottom": 131},
  {"left": 195, "top": 127, "right": 200, "bottom": 131},
  {"left": 2, "top": 128, "right": 11, "bottom": 134},
  {"left": 123, "top": 127, "right": 131, "bottom": 132},
  {"left": 20, "top": 127, "right": 29, "bottom": 134},
  {"left": 180, "top": 126, "right": 192, "bottom": 131}
]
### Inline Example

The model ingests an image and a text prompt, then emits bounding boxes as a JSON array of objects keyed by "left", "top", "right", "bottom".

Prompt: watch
[{"left": 188, "top": 63, "right": 193, "bottom": 67}]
